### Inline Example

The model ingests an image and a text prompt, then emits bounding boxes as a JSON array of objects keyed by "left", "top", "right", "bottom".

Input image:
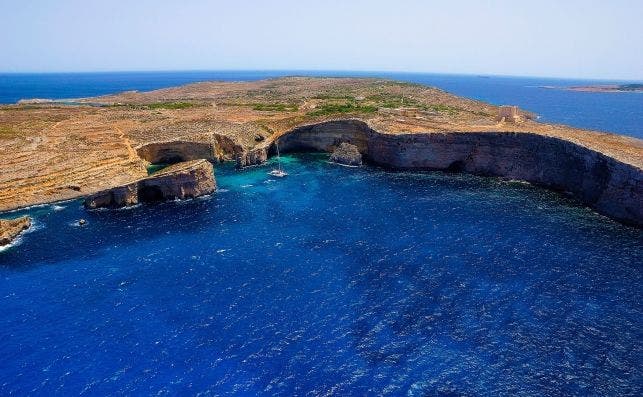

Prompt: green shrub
[
  {"left": 308, "top": 102, "right": 377, "bottom": 116},
  {"left": 145, "top": 102, "right": 196, "bottom": 110},
  {"left": 252, "top": 103, "right": 298, "bottom": 111}
]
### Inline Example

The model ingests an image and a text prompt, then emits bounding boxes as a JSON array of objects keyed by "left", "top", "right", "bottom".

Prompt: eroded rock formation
[
  {"left": 330, "top": 142, "right": 363, "bottom": 166},
  {"left": 136, "top": 140, "right": 217, "bottom": 164},
  {"left": 0, "top": 216, "right": 31, "bottom": 246},
  {"left": 247, "top": 120, "right": 643, "bottom": 227},
  {"left": 85, "top": 159, "right": 215, "bottom": 209},
  {"left": 1, "top": 78, "right": 641, "bottom": 227}
]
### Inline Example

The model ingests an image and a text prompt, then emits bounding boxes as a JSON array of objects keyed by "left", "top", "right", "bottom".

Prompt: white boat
[
  {"left": 268, "top": 169, "right": 287, "bottom": 178},
  {"left": 268, "top": 141, "right": 288, "bottom": 177}
]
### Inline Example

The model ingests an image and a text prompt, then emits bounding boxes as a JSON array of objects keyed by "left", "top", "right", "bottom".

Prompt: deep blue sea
[
  {"left": 0, "top": 70, "right": 641, "bottom": 138},
  {"left": 1, "top": 72, "right": 642, "bottom": 395}
]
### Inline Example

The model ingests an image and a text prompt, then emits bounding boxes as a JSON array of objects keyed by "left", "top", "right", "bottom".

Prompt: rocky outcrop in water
[
  {"left": 246, "top": 120, "right": 643, "bottom": 227},
  {"left": 235, "top": 148, "right": 269, "bottom": 168},
  {"left": 84, "top": 160, "right": 216, "bottom": 209},
  {"left": 330, "top": 142, "right": 362, "bottom": 166},
  {"left": 0, "top": 216, "right": 31, "bottom": 246}
]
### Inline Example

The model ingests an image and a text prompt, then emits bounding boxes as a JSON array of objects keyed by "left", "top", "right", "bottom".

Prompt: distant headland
[{"left": 541, "top": 83, "right": 643, "bottom": 93}]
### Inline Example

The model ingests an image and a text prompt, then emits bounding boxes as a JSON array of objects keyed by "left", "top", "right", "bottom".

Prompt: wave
[{"left": 0, "top": 219, "right": 43, "bottom": 252}]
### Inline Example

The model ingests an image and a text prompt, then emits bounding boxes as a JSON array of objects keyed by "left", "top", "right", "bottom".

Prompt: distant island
[{"left": 541, "top": 83, "right": 643, "bottom": 93}]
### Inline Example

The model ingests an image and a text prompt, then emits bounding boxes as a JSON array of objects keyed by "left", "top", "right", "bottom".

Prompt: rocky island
[{"left": 1, "top": 77, "right": 641, "bottom": 226}]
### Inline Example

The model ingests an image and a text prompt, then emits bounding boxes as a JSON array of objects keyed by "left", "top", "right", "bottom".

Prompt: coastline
[
  {"left": 0, "top": 77, "right": 641, "bottom": 226},
  {"left": 246, "top": 119, "right": 643, "bottom": 227}
]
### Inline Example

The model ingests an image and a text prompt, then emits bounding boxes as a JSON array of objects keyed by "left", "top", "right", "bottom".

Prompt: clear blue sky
[{"left": 1, "top": 0, "right": 641, "bottom": 79}]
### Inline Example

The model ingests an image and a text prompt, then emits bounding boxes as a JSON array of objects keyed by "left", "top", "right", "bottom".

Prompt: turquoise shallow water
[{"left": 1, "top": 155, "right": 641, "bottom": 395}]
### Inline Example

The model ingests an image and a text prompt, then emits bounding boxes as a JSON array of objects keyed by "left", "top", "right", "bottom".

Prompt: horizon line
[{"left": 0, "top": 68, "right": 641, "bottom": 83}]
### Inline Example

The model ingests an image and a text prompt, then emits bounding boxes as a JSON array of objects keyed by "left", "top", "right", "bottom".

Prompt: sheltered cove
[
  {"left": 0, "top": 77, "right": 641, "bottom": 233},
  {"left": 252, "top": 120, "right": 642, "bottom": 226}
]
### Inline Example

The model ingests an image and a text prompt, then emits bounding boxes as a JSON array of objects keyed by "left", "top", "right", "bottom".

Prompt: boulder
[
  {"left": 330, "top": 142, "right": 362, "bottom": 166},
  {"left": 0, "top": 216, "right": 31, "bottom": 246},
  {"left": 85, "top": 159, "right": 216, "bottom": 209}
]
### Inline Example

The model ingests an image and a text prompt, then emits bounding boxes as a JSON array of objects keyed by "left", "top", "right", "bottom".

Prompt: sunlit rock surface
[
  {"left": 84, "top": 160, "right": 215, "bottom": 209},
  {"left": 0, "top": 216, "right": 31, "bottom": 246},
  {"left": 0, "top": 77, "right": 640, "bottom": 226}
]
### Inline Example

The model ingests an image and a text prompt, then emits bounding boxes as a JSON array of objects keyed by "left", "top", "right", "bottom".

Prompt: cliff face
[
  {"left": 84, "top": 184, "right": 139, "bottom": 209},
  {"left": 249, "top": 120, "right": 642, "bottom": 226},
  {"left": 367, "top": 131, "right": 642, "bottom": 226},
  {"left": 85, "top": 159, "right": 216, "bottom": 209},
  {"left": 138, "top": 160, "right": 216, "bottom": 202},
  {"left": 0, "top": 216, "right": 32, "bottom": 246},
  {"left": 1, "top": 78, "right": 640, "bottom": 227},
  {"left": 136, "top": 140, "right": 217, "bottom": 164}
]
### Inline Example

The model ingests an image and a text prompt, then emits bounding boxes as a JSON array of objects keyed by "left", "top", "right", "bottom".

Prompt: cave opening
[{"left": 139, "top": 185, "right": 165, "bottom": 202}]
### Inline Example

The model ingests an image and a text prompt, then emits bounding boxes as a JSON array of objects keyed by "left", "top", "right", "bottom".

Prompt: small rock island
[
  {"left": 0, "top": 77, "right": 641, "bottom": 226},
  {"left": 330, "top": 142, "right": 363, "bottom": 166}
]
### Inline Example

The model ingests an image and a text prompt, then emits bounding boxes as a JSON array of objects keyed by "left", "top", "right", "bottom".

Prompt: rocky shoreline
[
  {"left": 248, "top": 120, "right": 642, "bottom": 227},
  {"left": 0, "top": 77, "right": 641, "bottom": 227},
  {"left": 0, "top": 216, "right": 32, "bottom": 246},
  {"left": 84, "top": 159, "right": 215, "bottom": 209}
]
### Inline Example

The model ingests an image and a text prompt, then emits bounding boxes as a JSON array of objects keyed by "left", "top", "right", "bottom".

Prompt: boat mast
[{"left": 276, "top": 141, "right": 282, "bottom": 171}]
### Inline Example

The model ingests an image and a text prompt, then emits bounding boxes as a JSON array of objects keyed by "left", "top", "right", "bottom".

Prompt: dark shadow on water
[{"left": 0, "top": 198, "right": 218, "bottom": 270}]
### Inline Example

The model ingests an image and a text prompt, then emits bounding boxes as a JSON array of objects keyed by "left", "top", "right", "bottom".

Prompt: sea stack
[{"left": 330, "top": 142, "right": 363, "bottom": 166}]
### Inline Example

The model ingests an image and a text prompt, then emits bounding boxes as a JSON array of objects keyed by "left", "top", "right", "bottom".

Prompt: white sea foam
[
  {"left": 505, "top": 179, "right": 531, "bottom": 185},
  {"left": 28, "top": 219, "right": 45, "bottom": 232},
  {"left": 4, "top": 198, "right": 78, "bottom": 214},
  {"left": 0, "top": 237, "right": 21, "bottom": 252},
  {"left": 116, "top": 203, "right": 142, "bottom": 210},
  {"left": 4, "top": 203, "right": 48, "bottom": 213},
  {"left": 0, "top": 219, "right": 42, "bottom": 252},
  {"left": 326, "top": 161, "right": 360, "bottom": 168}
]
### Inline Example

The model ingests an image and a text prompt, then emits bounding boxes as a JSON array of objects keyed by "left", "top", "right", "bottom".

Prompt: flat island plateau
[{"left": 0, "top": 77, "right": 641, "bottom": 243}]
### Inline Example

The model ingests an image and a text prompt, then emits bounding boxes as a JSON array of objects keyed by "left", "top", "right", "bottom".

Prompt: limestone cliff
[
  {"left": 136, "top": 140, "right": 217, "bottom": 164},
  {"left": 0, "top": 216, "right": 32, "bottom": 246},
  {"left": 85, "top": 159, "right": 215, "bottom": 209},
  {"left": 1, "top": 77, "right": 641, "bottom": 227},
  {"left": 247, "top": 120, "right": 643, "bottom": 227}
]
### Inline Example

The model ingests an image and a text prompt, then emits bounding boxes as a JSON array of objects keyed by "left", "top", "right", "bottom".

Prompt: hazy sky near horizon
[{"left": 1, "top": 0, "right": 641, "bottom": 80}]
